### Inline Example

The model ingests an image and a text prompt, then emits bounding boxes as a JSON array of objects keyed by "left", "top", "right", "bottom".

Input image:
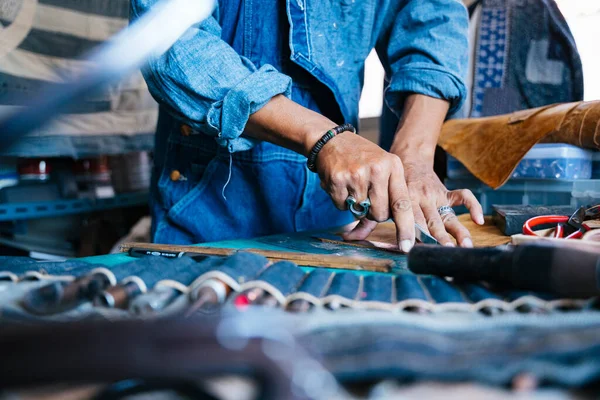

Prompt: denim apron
[{"left": 150, "top": 0, "right": 354, "bottom": 245}]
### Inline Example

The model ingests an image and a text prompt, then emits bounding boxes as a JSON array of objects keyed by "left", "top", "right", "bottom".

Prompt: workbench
[{"left": 2, "top": 219, "right": 600, "bottom": 398}]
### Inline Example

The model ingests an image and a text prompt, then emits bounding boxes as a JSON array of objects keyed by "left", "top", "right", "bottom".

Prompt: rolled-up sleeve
[
  {"left": 376, "top": 0, "right": 469, "bottom": 117},
  {"left": 131, "top": 0, "right": 292, "bottom": 152}
]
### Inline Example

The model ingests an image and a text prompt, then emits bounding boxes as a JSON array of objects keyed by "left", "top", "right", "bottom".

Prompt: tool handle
[
  {"left": 408, "top": 244, "right": 600, "bottom": 298},
  {"left": 408, "top": 246, "right": 513, "bottom": 283}
]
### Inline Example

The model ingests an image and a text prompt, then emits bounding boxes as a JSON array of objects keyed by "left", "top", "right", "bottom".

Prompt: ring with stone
[
  {"left": 437, "top": 205, "right": 456, "bottom": 223},
  {"left": 346, "top": 196, "right": 371, "bottom": 218}
]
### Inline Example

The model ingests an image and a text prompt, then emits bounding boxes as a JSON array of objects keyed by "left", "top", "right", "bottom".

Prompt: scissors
[{"left": 523, "top": 205, "right": 600, "bottom": 239}]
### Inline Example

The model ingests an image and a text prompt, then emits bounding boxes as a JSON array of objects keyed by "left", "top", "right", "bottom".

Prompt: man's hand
[
  {"left": 245, "top": 94, "right": 482, "bottom": 251},
  {"left": 316, "top": 132, "right": 415, "bottom": 252},
  {"left": 344, "top": 94, "right": 484, "bottom": 248},
  {"left": 402, "top": 160, "right": 483, "bottom": 247},
  {"left": 246, "top": 95, "right": 417, "bottom": 251}
]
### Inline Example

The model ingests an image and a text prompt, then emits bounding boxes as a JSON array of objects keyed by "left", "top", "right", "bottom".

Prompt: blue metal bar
[{"left": 0, "top": 192, "right": 148, "bottom": 221}]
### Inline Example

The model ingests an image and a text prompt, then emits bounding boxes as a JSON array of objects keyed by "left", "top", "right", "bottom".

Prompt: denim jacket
[{"left": 131, "top": 0, "right": 469, "bottom": 153}]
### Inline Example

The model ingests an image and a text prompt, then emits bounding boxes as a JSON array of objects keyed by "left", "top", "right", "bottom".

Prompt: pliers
[{"left": 523, "top": 205, "right": 599, "bottom": 239}]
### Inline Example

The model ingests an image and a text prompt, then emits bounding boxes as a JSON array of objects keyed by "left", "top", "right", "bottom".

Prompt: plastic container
[
  {"left": 571, "top": 180, "right": 600, "bottom": 207},
  {"left": 446, "top": 178, "right": 575, "bottom": 214},
  {"left": 447, "top": 144, "right": 593, "bottom": 180},
  {"left": 109, "top": 152, "right": 152, "bottom": 193},
  {"left": 592, "top": 152, "right": 600, "bottom": 179}
]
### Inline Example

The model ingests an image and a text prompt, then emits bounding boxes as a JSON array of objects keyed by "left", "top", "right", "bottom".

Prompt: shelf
[
  {"left": 0, "top": 192, "right": 148, "bottom": 222},
  {"left": 445, "top": 178, "right": 578, "bottom": 193}
]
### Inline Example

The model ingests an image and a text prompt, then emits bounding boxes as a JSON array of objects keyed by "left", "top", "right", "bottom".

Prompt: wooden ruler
[{"left": 120, "top": 242, "right": 393, "bottom": 273}]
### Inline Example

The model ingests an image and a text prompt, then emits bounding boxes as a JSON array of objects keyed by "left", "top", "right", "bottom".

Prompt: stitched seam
[
  {"left": 302, "top": 0, "right": 311, "bottom": 59},
  {"left": 287, "top": 0, "right": 295, "bottom": 55},
  {"left": 243, "top": 0, "right": 253, "bottom": 59}
]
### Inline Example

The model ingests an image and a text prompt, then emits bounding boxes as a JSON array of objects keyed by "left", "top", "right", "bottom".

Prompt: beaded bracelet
[{"left": 307, "top": 123, "right": 356, "bottom": 172}]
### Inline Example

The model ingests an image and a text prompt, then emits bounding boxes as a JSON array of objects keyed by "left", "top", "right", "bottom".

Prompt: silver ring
[
  {"left": 346, "top": 196, "right": 371, "bottom": 218},
  {"left": 438, "top": 205, "right": 456, "bottom": 223}
]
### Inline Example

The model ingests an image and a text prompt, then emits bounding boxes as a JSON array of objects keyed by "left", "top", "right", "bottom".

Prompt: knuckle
[
  {"left": 369, "top": 163, "right": 385, "bottom": 178},
  {"left": 390, "top": 155, "right": 404, "bottom": 172},
  {"left": 330, "top": 171, "right": 346, "bottom": 186},
  {"left": 350, "top": 169, "right": 363, "bottom": 183},
  {"left": 391, "top": 198, "right": 412, "bottom": 213},
  {"left": 427, "top": 219, "right": 443, "bottom": 232},
  {"left": 460, "top": 189, "right": 474, "bottom": 199},
  {"left": 422, "top": 187, "right": 437, "bottom": 198}
]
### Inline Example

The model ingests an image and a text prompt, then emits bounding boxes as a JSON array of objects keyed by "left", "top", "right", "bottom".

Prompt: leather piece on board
[
  {"left": 439, "top": 101, "right": 600, "bottom": 189},
  {"left": 329, "top": 215, "right": 510, "bottom": 251}
]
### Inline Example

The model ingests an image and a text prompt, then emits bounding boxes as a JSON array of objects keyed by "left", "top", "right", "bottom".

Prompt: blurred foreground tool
[
  {"left": 122, "top": 243, "right": 393, "bottom": 272},
  {"left": 0, "top": 318, "right": 346, "bottom": 399},
  {"left": 493, "top": 205, "right": 577, "bottom": 236},
  {"left": 22, "top": 269, "right": 115, "bottom": 315},
  {"left": 408, "top": 243, "right": 600, "bottom": 298},
  {"left": 130, "top": 284, "right": 183, "bottom": 316},
  {"left": 0, "top": 0, "right": 215, "bottom": 143},
  {"left": 95, "top": 279, "right": 145, "bottom": 309},
  {"left": 439, "top": 101, "right": 600, "bottom": 188},
  {"left": 185, "top": 278, "right": 231, "bottom": 316}
]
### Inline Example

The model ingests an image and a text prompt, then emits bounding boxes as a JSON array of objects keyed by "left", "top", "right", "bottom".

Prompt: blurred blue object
[{"left": 0, "top": 0, "right": 215, "bottom": 156}]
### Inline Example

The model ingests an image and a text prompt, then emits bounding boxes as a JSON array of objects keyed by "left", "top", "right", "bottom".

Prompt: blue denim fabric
[
  {"left": 293, "top": 311, "right": 600, "bottom": 387},
  {"left": 133, "top": 0, "right": 469, "bottom": 243},
  {"left": 150, "top": 130, "right": 355, "bottom": 243},
  {"left": 131, "top": 0, "right": 469, "bottom": 152},
  {"left": 4, "top": 254, "right": 600, "bottom": 387}
]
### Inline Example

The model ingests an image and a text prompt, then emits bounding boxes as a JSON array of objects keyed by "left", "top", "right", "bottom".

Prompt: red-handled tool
[{"left": 523, "top": 206, "right": 595, "bottom": 239}]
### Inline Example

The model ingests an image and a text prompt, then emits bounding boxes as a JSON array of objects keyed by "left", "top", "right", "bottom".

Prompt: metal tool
[
  {"left": 415, "top": 223, "right": 439, "bottom": 245},
  {"left": 315, "top": 223, "right": 439, "bottom": 252},
  {"left": 22, "top": 269, "right": 115, "bottom": 315},
  {"left": 185, "top": 279, "right": 232, "bottom": 317},
  {"left": 130, "top": 285, "right": 184, "bottom": 316},
  {"left": 94, "top": 278, "right": 146, "bottom": 309},
  {"left": 523, "top": 205, "right": 599, "bottom": 239}
]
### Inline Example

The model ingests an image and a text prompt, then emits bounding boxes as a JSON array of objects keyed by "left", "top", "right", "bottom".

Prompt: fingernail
[
  {"left": 477, "top": 215, "right": 485, "bottom": 225},
  {"left": 400, "top": 240, "right": 413, "bottom": 253},
  {"left": 444, "top": 242, "right": 455, "bottom": 247},
  {"left": 462, "top": 238, "right": 474, "bottom": 248}
]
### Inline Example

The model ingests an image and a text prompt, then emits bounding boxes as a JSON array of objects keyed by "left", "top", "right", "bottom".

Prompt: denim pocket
[{"left": 157, "top": 142, "right": 217, "bottom": 212}]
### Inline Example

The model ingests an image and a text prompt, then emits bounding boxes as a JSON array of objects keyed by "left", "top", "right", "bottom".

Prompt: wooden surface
[
  {"left": 455, "top": 214, "right": 512, "bottom": 247},
  {"left": 337, "top": 215, "right": 510, "bottom": 249},
  {"left": 120, "top": 242, "right": 393, "bottom": 273}
]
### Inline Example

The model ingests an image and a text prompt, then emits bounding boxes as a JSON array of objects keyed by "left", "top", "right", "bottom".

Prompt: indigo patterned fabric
[{"left": 471, "top": 5, "right": 509, "bottom": 117}]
